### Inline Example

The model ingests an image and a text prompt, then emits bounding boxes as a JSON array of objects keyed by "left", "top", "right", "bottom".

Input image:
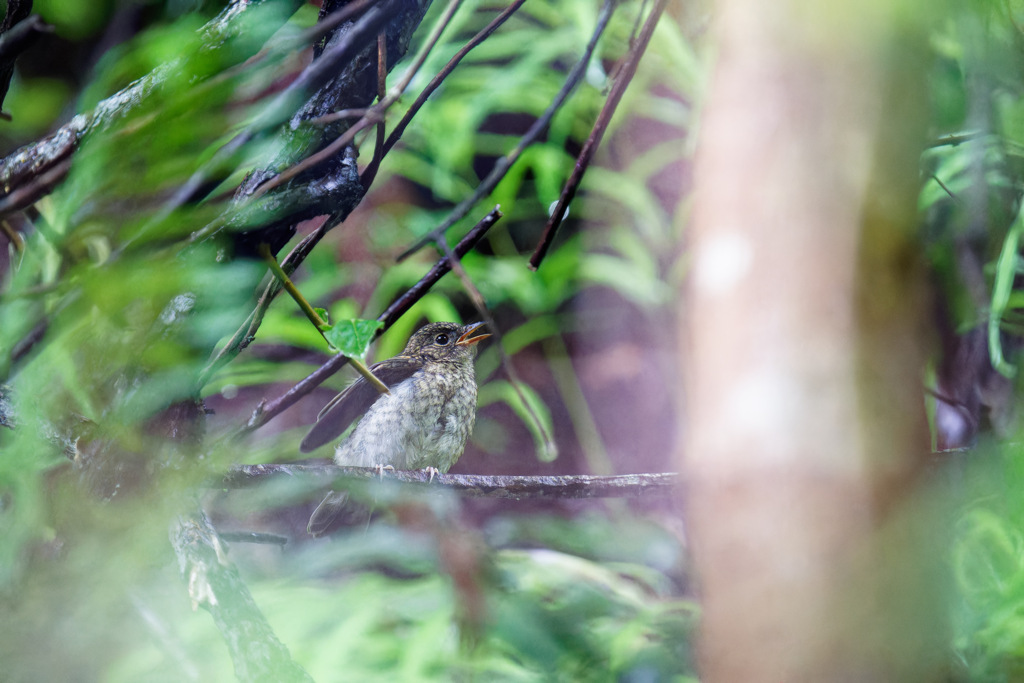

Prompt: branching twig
[
  {"left": 238, "top": 206, "right": 503, "bottom": 434},
  {"left": 248, "top": 0, "right": 398, "bottom": 135},
  {"left": 529, "top": 0, "right": 668, "bottom": 270},
  {"left": 248, "top": 0, "right": 462, "bottom": 203},
  {"left": 438, "top": 237, "right": 558, "bottom": 459},
  {"left": 359, "top": 32, "right": 390, "bottom": 190},
  {"left": 396, "top": 0, "right": 617, "bottom": 262},
  {"left": 380, "top": 0, "right": 527, "bottom": 159},
  {"left": 357, "top": 0, "right": 470, "bottom": 188},
  {"left": 183, "top": 2, "right": 404, "bottom": 247},
  {"left": 0, "top": 0, "right": 302, "bottom": 213},
  {"left": 375, "top": 206, "right": 503, "bottom": 324},
  {"left": 198, "top": 219, "right": 335, "bottom": 387},
  {"left": 219, "top": 463, "right": 678, "bottom": 499},
  {"left": 259, "top": 242, "right": 391, "bottom": 395}
]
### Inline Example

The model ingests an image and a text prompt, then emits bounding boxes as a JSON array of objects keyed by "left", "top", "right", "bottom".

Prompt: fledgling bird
[{"left": 301, "top": 321, "right": 490, "bottom": 535}]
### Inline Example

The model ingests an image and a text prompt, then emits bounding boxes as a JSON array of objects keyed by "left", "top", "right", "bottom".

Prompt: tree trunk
[{"left": 681, "top": 2, "right": 946, "bottom": 680}]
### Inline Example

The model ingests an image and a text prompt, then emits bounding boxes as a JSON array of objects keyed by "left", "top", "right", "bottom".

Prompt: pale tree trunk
[{"left": 682, "top": 1, "right": 946, "bottom": 680}]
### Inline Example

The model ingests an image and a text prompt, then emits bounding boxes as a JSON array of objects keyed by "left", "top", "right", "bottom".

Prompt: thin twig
[
  {"left": 396, "top": 0, "right": 617, "bottom": 262},
  {"left": 383, "top": 0, "right": 467, "bottom": 104},
  {"left": 253, "top": 0, "right": 466, "bottom": 201},
  {"left": 305, "top": 108, "right": 371, "bottom": 125},
  {"left": 0, "top": 158, "right": 71, "bottom": 220},
  {"left": 360, "top": 32, "right": 390, "bottom": 190},
  {"left": 259, "top": 243, "right": 391, "bottom": 395},
  {"left": 258, "top": 243, "right": 328, "bottom": 328},
  {"left": 239, "top": 206, "right": 503, "bottom": 434},
  {"left": 930, "top": 173, "right": 961, "bottom": 203},
  {"left": 929, "top": 132, "right": 981, "bottom": 148},
  {"left": 380, "top": 0, "right": 513, "bottom": 158},
  {"left": 301, "top": 0, "right": 379, "bottom": 49},
  {"left": 219, "top": 463, "right": 679, "bottom": 499},
  {"left": 529, "top": 0, "right": 667, "bottom": 270},
  {"left": 438, "top": 237, "right": 558, "bottom": 459}
]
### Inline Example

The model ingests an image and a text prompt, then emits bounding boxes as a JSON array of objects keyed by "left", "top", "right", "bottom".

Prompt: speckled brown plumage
[{"left": 303, "top": 321, "right": 489, "bottom": 535}]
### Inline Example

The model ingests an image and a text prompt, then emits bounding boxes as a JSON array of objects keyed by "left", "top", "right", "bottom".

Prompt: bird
[{"left": 301, "top": 321, "right": 490, "bottom": 535}]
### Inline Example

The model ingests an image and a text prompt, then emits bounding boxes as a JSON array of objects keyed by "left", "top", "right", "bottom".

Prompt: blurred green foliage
[
  {"left": 20, "top": 0, "right": 1024, "bottom": 678},
  {"left": 94, "top": 512, "right": 695, "bottom": 682},
  {"left": 0, "top": 0, "right": 697, "bottom": 680},
  {"left": 952, "top": 447, "right": 1024, "bottom": 682},
  {"left": 921, "top": 2, "right": 1024, "bottom": 372},
  {"left": 922, "top": 1, "right": 1024, "bottom": 680}
]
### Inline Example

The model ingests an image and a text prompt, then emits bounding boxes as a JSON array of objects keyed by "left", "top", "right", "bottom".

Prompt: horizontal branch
[{"left": 218, "top": 462, "right": 679, "bottom": 499}]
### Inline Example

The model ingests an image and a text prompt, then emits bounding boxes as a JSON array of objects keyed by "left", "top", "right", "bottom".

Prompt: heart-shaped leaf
[{"left": 322, "top": 318, "right": 383, "bottom": 359}]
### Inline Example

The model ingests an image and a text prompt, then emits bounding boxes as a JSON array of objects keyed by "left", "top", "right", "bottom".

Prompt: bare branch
[
  {"left": 438, "top": 237, "right": 558, "bottom": 460},
  {"left": 380, "top": 0, "right": 527, "bottom": 160},
  {"left": 218, "top": 462, "right": 678, "bottom": 499},
  {"left": 0, "top": 0, "right": 303, "bottom": 215},
  {"left": 396, "top": 0, "right": 618, "bottom": 261},
  {"left": 529, "top": 0, "right": 668, "bottom": 270},
  {"left": 0, "top": 13, "right": 52, "bottom": 118},
  {"left": 362, "top": 0, "right": 470, "bottom": 185}
]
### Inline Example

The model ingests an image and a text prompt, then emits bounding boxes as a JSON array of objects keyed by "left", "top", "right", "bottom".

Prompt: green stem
[
  {"left": 259, "top": 244, "right": 390, "bottom": 395},
  {"left": 259, "top": 243, "right": 326, "bottom": 329},
  {"left": 989, "top": 204, "right": 1023, "bottom": 378},
  {"left": 347, "top": 356, "right": 391, "bottom": 395}
]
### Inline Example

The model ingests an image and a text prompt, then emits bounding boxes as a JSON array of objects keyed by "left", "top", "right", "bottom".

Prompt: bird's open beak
[{"left": 456, "top": 322, "right": 491, "bottom": 346}]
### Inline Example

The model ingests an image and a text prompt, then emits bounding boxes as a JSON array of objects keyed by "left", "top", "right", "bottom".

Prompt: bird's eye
[{"left": 434, "top": 333, "right": 450, "bottom": 345}]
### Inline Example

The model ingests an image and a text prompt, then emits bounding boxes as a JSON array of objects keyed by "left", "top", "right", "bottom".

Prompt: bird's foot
[
  {"left": 374, "top": 464, "right": 395, "bottom": 481},
  {"left": 424, "top": 466, "right": 440, "bottom": 483}
]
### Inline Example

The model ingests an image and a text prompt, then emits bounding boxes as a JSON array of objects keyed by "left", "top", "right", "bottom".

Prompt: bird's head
[{"left": 403, "top": 321, "right": 490, "bottom": 364}]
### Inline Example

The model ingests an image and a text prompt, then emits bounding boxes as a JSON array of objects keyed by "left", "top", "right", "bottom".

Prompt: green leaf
[
  {"left": 322, "top": 319, "right": 383, "bottom": 360},
  {"left": 989, "top": 203, "right": 1024, "bottom": 378},
  {"left": 313, "top": 307, "right": 329, "bottom": 328}
]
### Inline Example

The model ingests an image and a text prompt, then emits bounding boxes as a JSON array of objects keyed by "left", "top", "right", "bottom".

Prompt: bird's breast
[{"left": 334, "top": 364, "right": 477, "bottom": 470}]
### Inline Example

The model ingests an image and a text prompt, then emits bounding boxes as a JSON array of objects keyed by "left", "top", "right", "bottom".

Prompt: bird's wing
[{"left": 299, "top": 356, "right": 420, "bottom": 453}]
